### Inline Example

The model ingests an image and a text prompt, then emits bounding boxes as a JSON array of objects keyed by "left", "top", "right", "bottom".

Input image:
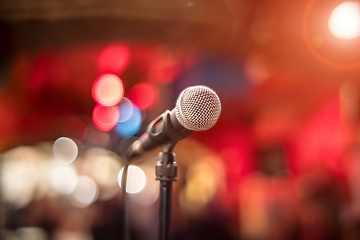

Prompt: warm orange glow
[
  {"left": 328, "top": 1, "right": 360, "bottom": 39},
  {"left": 302, "top": 0, "right": 360, "bottom": 69}
]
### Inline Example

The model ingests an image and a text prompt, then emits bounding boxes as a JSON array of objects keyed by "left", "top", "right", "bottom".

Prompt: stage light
[
  {"left": 53, "top": 137, "right": 78, "bottom": 165},
  {"left": 92, "top": 104, "right": 120, "bottom": 131},
  {"left": 115, "top": 103, "right": 142, "bottom": 137},
  {"left": 98, "top": 44, "right": 130, "bottom": 74},
  {"left": 118, "top": 165, "right": 146, "bottom": 194},
  {"left": 328, "top": 1, "right": 360, "bottom": 39},
  {"left": 92, "top": 74, "right": 124, "bottom": 107},
  {"left": 127, "top": 83, "right": 158, "bottom": 110}
]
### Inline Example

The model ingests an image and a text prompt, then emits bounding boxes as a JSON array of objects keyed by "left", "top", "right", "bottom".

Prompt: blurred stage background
[{"left": 1, "top": 0, "right": 360, "bottom": 239}]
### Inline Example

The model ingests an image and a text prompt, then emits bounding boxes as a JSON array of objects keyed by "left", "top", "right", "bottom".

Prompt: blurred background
[{"left": 1, "top": 0, "right": 360, "bottom": 239}]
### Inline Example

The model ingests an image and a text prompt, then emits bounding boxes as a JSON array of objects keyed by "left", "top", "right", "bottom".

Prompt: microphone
[{"left": 125, "top": 85, "right": 221, "bottom": 159}]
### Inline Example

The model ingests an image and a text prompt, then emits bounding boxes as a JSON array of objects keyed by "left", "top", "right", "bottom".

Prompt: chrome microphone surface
[{"left": 174, "top": 85, "right": 221, "bottom": 131}]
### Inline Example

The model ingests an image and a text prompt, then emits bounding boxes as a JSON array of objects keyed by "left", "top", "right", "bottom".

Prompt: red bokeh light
[
  {"left": 127, "top": 83, "right": 158, "bottom": 110},
  {"left": 92, "top": 104, "right": 120, "bottom": 131},
  {"left": 92, "top": 74, "right": 124, "bottom": 107},
  {"left": 98, "top": 44, "right": 130, "bottom": 74}
]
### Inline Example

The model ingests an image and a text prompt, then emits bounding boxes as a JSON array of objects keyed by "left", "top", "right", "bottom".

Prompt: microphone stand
[
  {"left": 149, "top": 111, "right": 187, "bottom": 240},
  {"left": 156, "top": 143, "right": 177, "bottom": 240},
  {"left": 128, "top": 110, "right": 191, "bottom": 240}
]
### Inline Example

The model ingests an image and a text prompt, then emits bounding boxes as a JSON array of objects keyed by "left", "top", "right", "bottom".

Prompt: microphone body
[
  {"left": 126, "top": 109, "right": 192, "bottom": 159},
  {"left": 125, "top": 85, "right": 221, "bottom": 160}
]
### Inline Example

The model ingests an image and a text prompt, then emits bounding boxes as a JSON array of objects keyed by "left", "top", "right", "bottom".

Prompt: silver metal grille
[{"left": 175, "top": 85, "right": 221, "bottom": 131}]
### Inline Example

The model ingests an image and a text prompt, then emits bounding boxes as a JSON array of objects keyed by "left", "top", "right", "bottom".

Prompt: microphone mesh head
[{"left": 175, "top": 85, "right": 221, "bottom": 131}]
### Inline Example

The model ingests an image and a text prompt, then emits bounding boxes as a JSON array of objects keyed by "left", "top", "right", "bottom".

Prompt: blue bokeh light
[
  {"left": 115, "top": 104, "right": 142, "bottom": 137},
  {"left": 119, "top": 101, "right": 134, "bottom": 122}
]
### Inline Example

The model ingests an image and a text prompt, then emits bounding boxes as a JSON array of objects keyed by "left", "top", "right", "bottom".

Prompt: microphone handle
[{"left": 125, "top": 110, "right": 192, "bottom": 160}]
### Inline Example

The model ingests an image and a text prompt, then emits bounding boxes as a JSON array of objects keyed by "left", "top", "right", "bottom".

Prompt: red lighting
[
  {"left": 127, "top": 83, "right": 158, "bottom": 110},
  {"left": 98, "top": 44, "right": 130, "bottom": 75},
  {"left": 148, "top": 56, "right": 180, "bottom": 83},
  {"left": 62, "top": 117, "right": 88, "bottom": 143},
  {"left": 296, "top": 95, "right": 350, "bottom": 174},
  {"left": 92, "top": 104, "right": 120, "bottom": 131},
  {"left": 92, "top": 74, "right": 124, "bottom": 107}
]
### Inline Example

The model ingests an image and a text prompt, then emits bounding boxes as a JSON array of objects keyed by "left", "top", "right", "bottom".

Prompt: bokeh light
[
  {"left": 85, "top": 148, "right": 122, "bottom": 187},
  {"left": 129, "top": 165, "right": 159, "bottom": 205},
  {"left": 244, "top": 54, "right": 271, "bottom": 84},
  {"left": 62, "top": 117, "right": 87, "bottom": 143},
  {"left": 328, "top": 1, "right": 360, "bottom": 39},
  {"left": 0, "top": 146, "right": 42, "bottom": 208},
  {"left": 48, "top": 164, "right": 78, "bottom": 195},
  {"left": 98, "top": 44, "right": 130, "bottom": 74},
  {"left": 180, "top": 160, "right": 218, "bottom": 212},
  {"left": 118, "top": 165, "right": 146, "bottom": 194},
  {"left": 92, "top": 74, "right": 124, "bottom": 107},
  {"left": 17, "top": 227, "right": 48, "bottom": 240},
  {"left": 127, "top": 83, "right": 158, "bottom": 109},
  {"left": 71, "top": 175, "right": 99, "bottom": 208},
  {"left": 115, "top": 103, "right": 142, "bottom": 137},
  {"left": 71, "top": 175, "right": 99, "bottom": 207},
  {"left": 92, "top": 104, "right": 120, "bottom": 131},
  {"left": 53, "top": 137, "right": 78, "bottom": 164},
  {"left": 119, "top": 97, "right": 134, "bottom": 122}
]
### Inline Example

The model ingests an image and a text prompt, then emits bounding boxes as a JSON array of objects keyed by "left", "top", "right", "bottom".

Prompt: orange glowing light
[
  {"left": 302, "top": 0, "right": 360, "bottom": 69},
  {"left": 98, "top": 44, "right": 130, "bottom": 75},
  {"left": 92, "top": 74, "right": 124, "bottom": 107},
  {"left": 328, "top": 1, "right": 360, "bottom": 39},
  {"left": 127, "top": 83, "right": 158, "bottom": 110},
  {"left": 92, "top": 104, "right": 120, "bottom": 131}
]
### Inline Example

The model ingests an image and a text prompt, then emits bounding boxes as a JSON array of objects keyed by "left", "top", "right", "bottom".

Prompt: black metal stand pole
[{"left": 156, "top": 151, "right": 177, "bottom": 240}]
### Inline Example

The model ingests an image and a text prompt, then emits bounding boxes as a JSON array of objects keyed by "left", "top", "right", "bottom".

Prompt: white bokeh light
[
  {"left": 118, "top": 165, "right": 146, "bottom": 194},
  {"left": 0, "top": 147, "right": 41, "bottom": 207},
  {"left": 53, "top": 137, "right": 78, "bottom": 164},
  {"left": 71, "top": 175, "right": 99, "bottom": 208},
  {"left": 49, "top": 164, "right": 78, "bottom": 195},
  {"left": 328, "top": 1, "right": 360, "bottom": 39}
]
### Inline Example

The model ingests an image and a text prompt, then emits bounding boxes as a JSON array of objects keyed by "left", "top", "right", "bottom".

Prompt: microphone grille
[{"left": 175, "top": 85, "right": 221, "bottom": 131}]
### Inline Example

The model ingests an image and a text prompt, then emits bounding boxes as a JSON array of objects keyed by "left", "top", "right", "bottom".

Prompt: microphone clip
[{"left": 146, "top": 110, "right": 192, "bottom": 153}]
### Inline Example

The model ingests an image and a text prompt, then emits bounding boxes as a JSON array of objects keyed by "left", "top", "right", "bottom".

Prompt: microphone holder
[{"left": 154, "top": 111, "right": 184, "bottom": 240}]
